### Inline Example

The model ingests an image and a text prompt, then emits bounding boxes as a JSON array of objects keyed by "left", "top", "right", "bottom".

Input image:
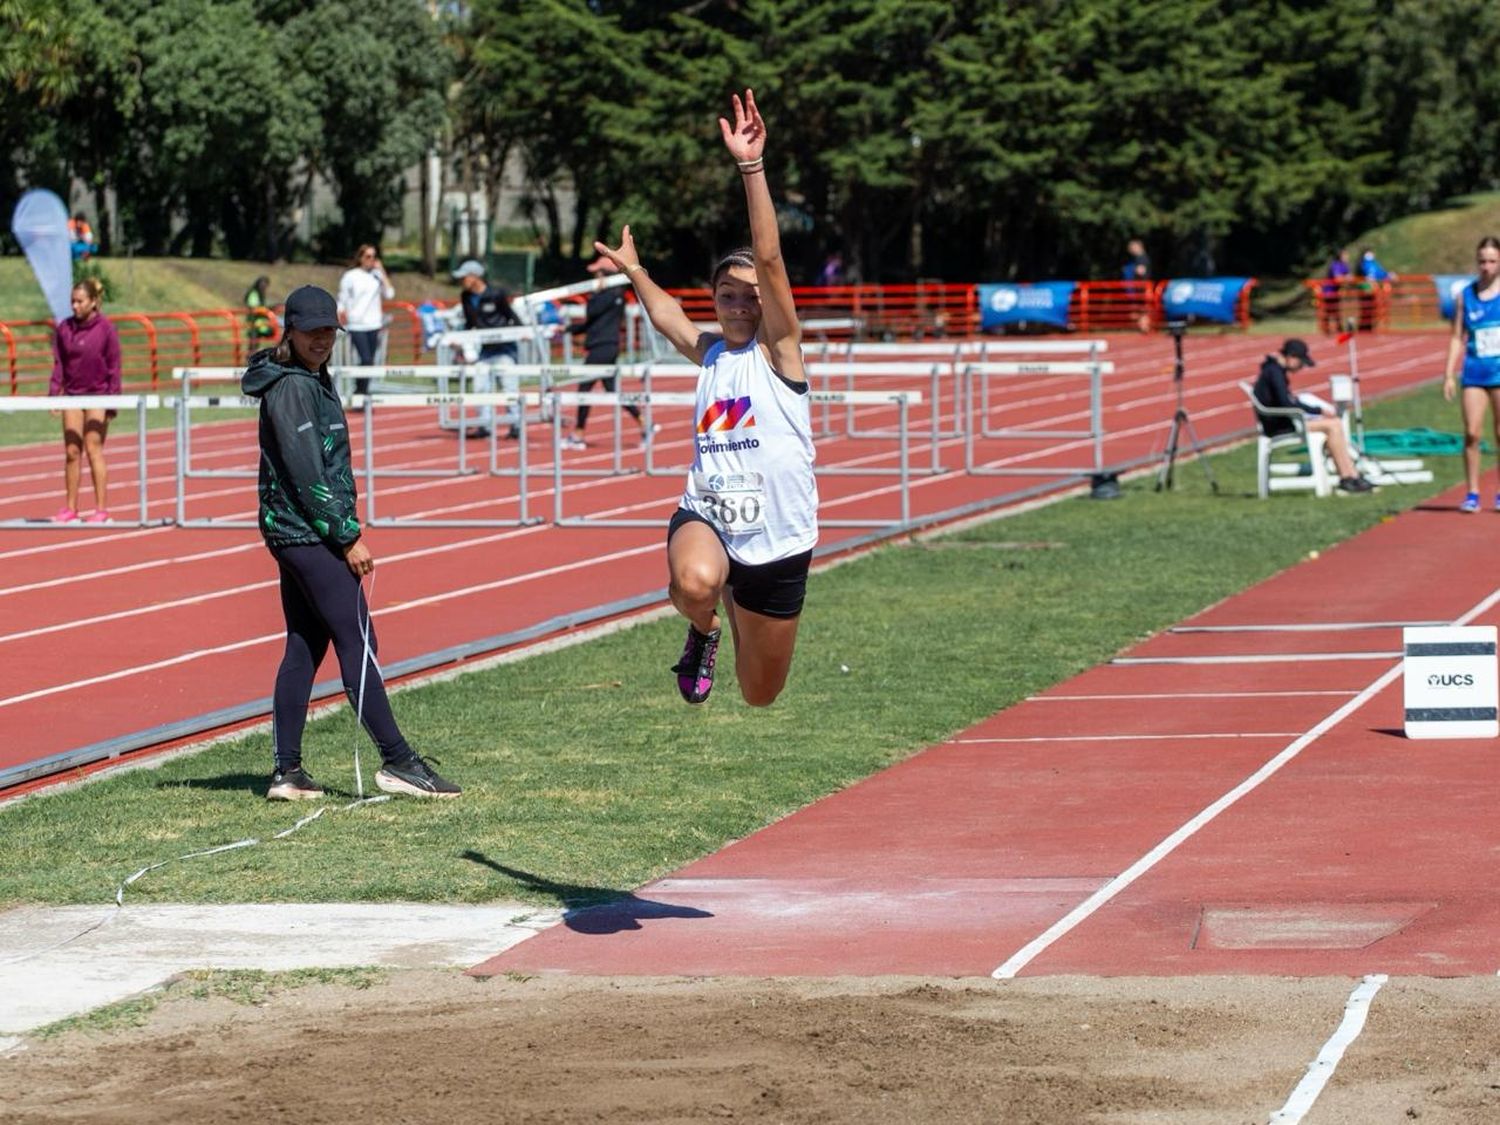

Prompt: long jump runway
[
  {"left": 475, "top": 494, "right": 1500, "bottom": 978},
  {"left": 0, "top": 333, "right": 1446, "bottom": 788}
]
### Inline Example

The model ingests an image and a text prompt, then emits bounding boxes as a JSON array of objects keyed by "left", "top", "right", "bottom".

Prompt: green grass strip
[{"left": 0, "top": 382, "right": 1472, "bottom": 911}]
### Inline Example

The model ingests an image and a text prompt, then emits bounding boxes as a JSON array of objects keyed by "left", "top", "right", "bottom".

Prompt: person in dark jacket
[
  {"left": 242, "top": 285, "right": 461, "bottom": 801},
  {"left": 452, "top": 258, "right": 522, "bottom": 438},
  {"left": 561, "top": 256, "right": 656, "bottom": 450},
  {"left": 1252, "top": 338, "right": 1373, "bottom": 494}
]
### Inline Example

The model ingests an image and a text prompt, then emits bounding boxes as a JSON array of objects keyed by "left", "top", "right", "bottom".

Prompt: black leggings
[
  {"left": 575, "top": 346, "right": 640, "bottom": 430},
  {"left": 348, "top": 329, "right": 379, "bottom": 394},
  {"left": 574, "top": 376, "right": 642, "bottom": 430},
  {"left": 270, "top": 542, "right": 412, "bottom": 769}
]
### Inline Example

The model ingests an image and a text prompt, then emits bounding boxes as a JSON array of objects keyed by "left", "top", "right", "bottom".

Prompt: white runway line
[
  {"left": 1267, "top": 974, "right": 1389, "bottom": 1124},
  {"left": 950, "top": 733, "right": 1304, "bottom": 744},
  {"left": 0, "top": 541, "right": 662, "bottom": 709},
  {"left": 1028, "top": 691, "right": 1359, "bottom": 702},
  {"left": 1112, "top": 652, "right": 1400, "bottom": 665},
  {"left": 991, "top": 584, "right": 1500, "bottom": 980},
  {"left": 1171, "top": 621, "right": 1442, "bottom": 633}
]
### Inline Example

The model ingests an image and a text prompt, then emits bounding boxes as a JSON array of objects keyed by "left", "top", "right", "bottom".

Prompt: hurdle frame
[
  {"left": 0, "top": 393, "right": 168, "bottom": 529},
  {"left": 961, "top": 357, "right": 1112, "bottom": 479},
  {"left": 360, "top": 391, "right": 544, "bottom": 529}
]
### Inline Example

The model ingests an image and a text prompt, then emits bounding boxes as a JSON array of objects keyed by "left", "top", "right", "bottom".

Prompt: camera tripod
[{"left": 1154, "top": 323, "right": 1219, "bottom": 493}]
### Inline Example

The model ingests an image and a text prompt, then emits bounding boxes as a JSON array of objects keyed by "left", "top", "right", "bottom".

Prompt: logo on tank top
[
  {"left": 698, "top": 396, "right": 756, "bottom": 433},
  {"left": 697, "top": 396, "right": 761, "bottom": 455}
]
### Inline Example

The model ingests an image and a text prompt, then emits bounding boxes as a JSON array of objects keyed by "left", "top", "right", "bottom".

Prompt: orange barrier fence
[
  {"left": 2, "top": 281, "right": 1258, "bottom": 395},
  {"left": 1304, "top": 275, "right": 1450, "bottom": 333}
]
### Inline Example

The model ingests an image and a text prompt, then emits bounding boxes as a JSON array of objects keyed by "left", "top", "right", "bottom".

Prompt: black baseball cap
[
  {"left": 1282, "top": 338, "right": 1316, "bottom": 366},
  {"left": 283, "top": 285, "right": 340, "bottom": 331}
]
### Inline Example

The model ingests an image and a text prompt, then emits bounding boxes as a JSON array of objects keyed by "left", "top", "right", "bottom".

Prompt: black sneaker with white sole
[
  {"left": 267, "top": 765, "right": 324, "bottom": 801},
  {"left": 376, "top": 754, "right": 462, "bottom": 798},
  {"left": 1337, "top": 475, "right": 1376, "bottom": 494}
]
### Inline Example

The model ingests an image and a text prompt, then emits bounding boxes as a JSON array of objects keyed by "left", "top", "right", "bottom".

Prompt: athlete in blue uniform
[{"left": 1443, "top": 237, "right": 1500, "bottom": 512}]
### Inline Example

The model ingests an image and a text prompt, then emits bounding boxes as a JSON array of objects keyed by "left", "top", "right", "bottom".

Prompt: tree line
[{"left": 5, "top": 0, "right": 1500, "bottom": 285}]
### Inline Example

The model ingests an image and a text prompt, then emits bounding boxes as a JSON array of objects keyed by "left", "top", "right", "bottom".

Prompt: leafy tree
[
  {"left": 279, "top": 0, "right": 449, "bottom": 256},
  {"left": 123, "top": 0, "right": 316, "bottom": 257}
]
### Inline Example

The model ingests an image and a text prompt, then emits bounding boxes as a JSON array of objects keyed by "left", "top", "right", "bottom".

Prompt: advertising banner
[
  {"left": 978, "top": 282, "right": 1075, "bottom": 330},
  {"left": 1160, "top": 278, "right": 1252, "bottom": 324}
]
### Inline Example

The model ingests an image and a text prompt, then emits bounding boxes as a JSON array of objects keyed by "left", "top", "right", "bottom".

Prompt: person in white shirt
[
  {"left": 337, "top": 243, "right": 394, "bottom": 394},
  {"left": 594, "top": 89, "right": 816, "bottom": 708}
]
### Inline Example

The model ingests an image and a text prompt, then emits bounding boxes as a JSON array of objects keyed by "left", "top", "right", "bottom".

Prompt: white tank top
[{"left": 680, "top": 338, "right": 818, "bottom": 565}]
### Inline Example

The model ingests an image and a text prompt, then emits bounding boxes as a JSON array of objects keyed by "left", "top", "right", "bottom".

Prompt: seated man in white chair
[{"left": 1253, "top": 338, "right": 1374, "bottom": 494}]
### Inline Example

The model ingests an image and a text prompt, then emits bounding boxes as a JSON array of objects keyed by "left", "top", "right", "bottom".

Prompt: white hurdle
[
  {"left": 961, "top": 343, "right": 1114, "bottom": 480},
  {"left": 0, "top": 393, "right": 169, "bottom": 529},
  {"left": 355, "top": 391, "right": 544, "bottom": 529},
  {"left": 549, "top": 388, "right": 923, "bottom": 530}
]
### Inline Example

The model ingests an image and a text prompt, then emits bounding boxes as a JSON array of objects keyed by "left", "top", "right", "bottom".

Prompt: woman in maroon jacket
[{"left": 49, "top": 277, "right": 121, "bottom": 523}]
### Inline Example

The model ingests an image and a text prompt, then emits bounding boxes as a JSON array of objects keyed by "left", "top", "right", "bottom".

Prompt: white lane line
[
  {"left": 1171, "top": 622, "right": 1441, "bottom": 633},
  {"left": 0, "top": 541, "right": 661, "bottom": 710},
  {"left": 1267, "top": 974, "right": 1389, "bottom": 1124},
  {"left": 1028, "top": 691, "right": 1359, "bottom": 701},
  {"left": 950, "top": 733, "right": 1304, "bottom": 744},
  {"left": 0, "top": 542, "right": 262, "bottom": 598},
  {"left": 990, "top": 584, "right": 1500, "bottom": 980},
  {"left": 0, "top": 524, "right": 174, "bottom": 562},
  {"left": 0, "top": 578, "right": 279, "bottom": 645},
  {"left": 1112, "top": 653, "right": 1400, "bottom": 665}
]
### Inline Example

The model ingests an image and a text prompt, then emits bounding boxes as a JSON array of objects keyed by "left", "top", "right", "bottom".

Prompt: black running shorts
[{"left": 667, "top": 507, "right": 811, "bottom": 619}]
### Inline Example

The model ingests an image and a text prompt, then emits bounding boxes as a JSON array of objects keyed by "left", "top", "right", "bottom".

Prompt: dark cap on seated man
[{"left": 1281, "top": 338, "right": 1316, "bottom": 367}]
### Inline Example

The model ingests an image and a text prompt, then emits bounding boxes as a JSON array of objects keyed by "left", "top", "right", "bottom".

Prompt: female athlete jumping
[{"left": 594, "top": 89, "right": 816, "bottom": 706}]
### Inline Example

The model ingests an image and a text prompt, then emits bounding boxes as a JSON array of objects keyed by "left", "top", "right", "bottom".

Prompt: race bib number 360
[
  {"left": 694, "top": 471, "right": 767, "bottom": 533},
  {"left": 1477, "top": 326, "right": 1500, "bottom": 358}
]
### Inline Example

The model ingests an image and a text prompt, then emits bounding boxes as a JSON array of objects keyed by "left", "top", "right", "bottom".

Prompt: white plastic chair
[{"left": 1239, "top": 381, "right": 1332, "bottom": 498}]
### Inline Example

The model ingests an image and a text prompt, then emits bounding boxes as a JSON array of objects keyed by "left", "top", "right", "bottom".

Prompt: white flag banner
[{"left": 11, "top": 189, "right": 73, "bottom": 323}]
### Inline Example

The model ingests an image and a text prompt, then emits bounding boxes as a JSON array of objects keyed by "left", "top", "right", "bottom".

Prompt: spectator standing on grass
[
  {"left": 453, "top": 258, "right": 522, "bottom": 438},
  {"left": 1253, "top": 338, "right": 1374, "bottom": 495},
  {"left": 1321, "top": 249, "right": 1351, "bottom": 334},
  {"left": 1356, "top": 246, "right": 1395, "bottom": 332},
  {"left": 819, "top": 252, "right": 845, "bottom": 287},
  {"left": 67, "top": 212, "right": 96, "bottom": 260},
  {"left": 1442, "top": 236, "right": 1500, "bottom": 513},
  {"left": 337, "top": 244, "right": 393, "bottom": 396},
  {"left": 49, "top": 277, "right": 120, "bottom": 524},
  {"left": 1122, "top": 237, "right": 1151, "bottom": 332},
  {"left": 242, "top": 284, "right": 461, "bottom": 802},
  {"left": 593, "top": 89, "right": 817, "bottom": 709},
  {"left": 245, "top": 275, "right": 275, "bottom": 352},
  {"left": 562, "top": 255, "right": 656, "bottom": 451}
]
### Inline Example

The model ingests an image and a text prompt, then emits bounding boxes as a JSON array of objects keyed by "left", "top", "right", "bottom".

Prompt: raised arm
[
  {"left": 594, "top": 225, "right": 711, "bottom": 364},
  {"left": 721, "top": 89, "right": 804, "bottom": 382}
]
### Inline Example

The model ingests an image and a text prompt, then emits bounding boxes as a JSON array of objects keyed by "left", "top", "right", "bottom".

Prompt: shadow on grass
[
  {"left": 155, "top": 772, "right": 269, "bottom": 796},
  {"left": 461, "top": 850, "right": 712, "bottom": 935},
  {"left": 156, "top": 772, "right": 380, "bottom": 801}
]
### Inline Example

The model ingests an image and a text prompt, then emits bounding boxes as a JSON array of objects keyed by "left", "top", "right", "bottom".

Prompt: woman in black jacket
[{"left": 242, "top": 285, "right": 460, "bottom": 801}]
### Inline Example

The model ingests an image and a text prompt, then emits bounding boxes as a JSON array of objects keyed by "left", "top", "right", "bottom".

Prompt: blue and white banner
[
  {"left": 11, "top": 189, "right": 73, "bottom": 323},
  {"left": 1160, "top": 277, "right": 1251, "bottom": 324},
  {"left": 1434, "top": 275, "right": 1475, "bottom": 321},
  {"left": 978, "top": 282, "right": 1075, "bottom": 329}
]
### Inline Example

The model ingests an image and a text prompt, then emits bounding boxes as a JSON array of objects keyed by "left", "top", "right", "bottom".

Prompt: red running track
[
  {"left": 474, "top": 492, "right": 1500, "bottom": 978},
  {"left": 0, "top": 332, "right": 1446, "bottom": 788}
]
